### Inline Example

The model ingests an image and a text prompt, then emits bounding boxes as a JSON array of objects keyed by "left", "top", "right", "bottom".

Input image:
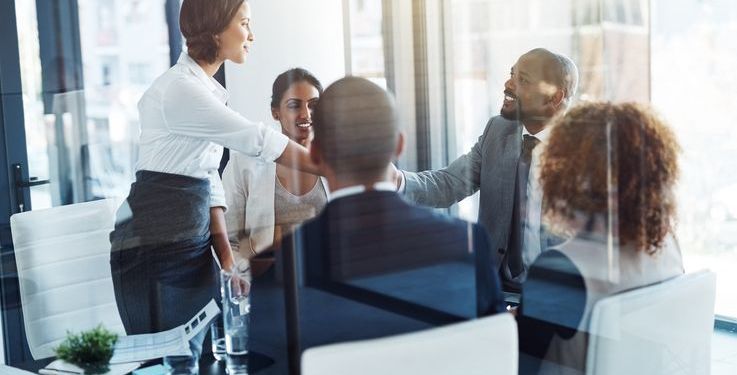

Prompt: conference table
[
  {"left": 11, "top": 241, "right": 495, "bottom": 375},
  {"left": 245, "top": 242, "right": 482, "bottom": 375},
  {"left": 12, "top": 351, "right": 273, "bottom": 374}
]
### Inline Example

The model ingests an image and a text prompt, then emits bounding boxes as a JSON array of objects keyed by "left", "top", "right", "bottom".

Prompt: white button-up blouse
[{"left": 135, "top": 52, "right": 288, "bottom": 210}]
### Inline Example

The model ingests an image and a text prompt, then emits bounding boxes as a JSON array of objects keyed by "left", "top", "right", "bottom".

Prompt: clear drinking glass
[
  {"left": 221, "top": 269, "right": 251, "bottom": 374},
  {"left": 211, "top": 318, "right": 226, "bottom": 361},
  {"left": 162, "top": 352, "right": 199, "bottom": 375}
]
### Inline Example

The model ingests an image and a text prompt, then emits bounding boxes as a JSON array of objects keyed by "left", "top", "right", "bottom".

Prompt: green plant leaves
[{"left": 54, "top": 325, "right": 118, "bottom": 375}]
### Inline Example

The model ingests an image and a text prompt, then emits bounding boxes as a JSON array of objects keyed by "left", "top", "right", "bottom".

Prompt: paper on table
[
  {"left": 110, "top": 299, "right": 220, "bottom": 364},
  {"left": 40, "top": 359, "right": 141, "bottom": 375}
]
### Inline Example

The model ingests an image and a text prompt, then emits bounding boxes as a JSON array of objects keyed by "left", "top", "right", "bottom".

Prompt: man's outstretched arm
[{"left": 391, "top": 117, "right": 494, "bottom": 208}]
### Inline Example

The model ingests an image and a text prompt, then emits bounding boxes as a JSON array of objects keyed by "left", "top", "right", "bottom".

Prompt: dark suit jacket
[
  {"left": 248, "top": 190, "right": 506, "bottom": 373},
  {"left": 517, "top": 250, "right": 586, "bottom": 374},
  {"left": 291, "top": 190, "right": 506, "bottom": 317}
]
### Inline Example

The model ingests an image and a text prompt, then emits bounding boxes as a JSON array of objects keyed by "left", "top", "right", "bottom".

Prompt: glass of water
[
  {"left": 211, "top": 318, "right": 226, "bottom": 361},
  {"left": 221, "top": 269, "right": 251, "bottom": 374},
  {"left": 163, "top": 352, "right": 199, "bottom": 375}
]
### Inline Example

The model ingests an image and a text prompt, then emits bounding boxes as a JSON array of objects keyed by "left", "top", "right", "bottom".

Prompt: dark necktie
[{"left": 506, "top": 134, "right": 541, "bottom": 283}]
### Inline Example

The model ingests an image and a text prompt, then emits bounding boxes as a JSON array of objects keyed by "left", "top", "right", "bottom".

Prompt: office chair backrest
[
  {"left": 586, "top": 270, "right": 716, "bottom": 375},
  {"left": 301, "top": 313, "right": 517, "bottom": 375},
  {"left": 10, "top": 199, "right": 125, "bottom": 359}
]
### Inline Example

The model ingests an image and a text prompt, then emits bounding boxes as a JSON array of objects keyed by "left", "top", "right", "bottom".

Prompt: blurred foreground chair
[
  {"left": 10, "top": 199, "right": 125, "bottom": 359},
  {"left": 301, "top": 313, "right": 517, "bottom": 375},
  {"left": 585, "top": 270, "right": 716, "bottom": 375}
]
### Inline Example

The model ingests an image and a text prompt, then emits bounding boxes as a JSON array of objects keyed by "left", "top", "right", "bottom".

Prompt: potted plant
[{"left": 54, "top": 325, "right": 118, "bottom": 374}]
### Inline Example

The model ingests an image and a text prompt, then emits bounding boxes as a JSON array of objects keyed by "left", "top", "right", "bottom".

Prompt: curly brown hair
[
  {"left": 540, "top": 102, "right": 680, "bottom": 254},
  {"left": 180, "top": 0, "right": 245, "bottom": 64}
]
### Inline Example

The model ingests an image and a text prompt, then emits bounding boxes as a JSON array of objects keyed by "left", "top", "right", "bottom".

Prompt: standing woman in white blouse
[{"left": 109, "top": 0, "right": 314, "bottom": 353}]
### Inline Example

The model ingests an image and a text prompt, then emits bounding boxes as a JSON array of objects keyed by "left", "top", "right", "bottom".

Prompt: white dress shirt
[
  {"left": 520, "top": 125, "right": 551, "bottom": 274},
  {"left": 136, "top": 52, "right": 289, "bottom": 209}
]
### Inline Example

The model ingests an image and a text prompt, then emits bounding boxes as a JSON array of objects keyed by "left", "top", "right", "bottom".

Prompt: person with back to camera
[
  {"left": 246, "top": 77, "right": 507, "bottom": 374},
  {"left": 222, "top": 68, "right": 328, "bottom": 277},
  {"left": 516, "top": 102, "right": 685, "bottom": 374},
  {"left": 283, "top": 76, "right": 507, "bottom": 320},
  {"left": 108, "top": 0, "right": 318, "bottom": 356}
]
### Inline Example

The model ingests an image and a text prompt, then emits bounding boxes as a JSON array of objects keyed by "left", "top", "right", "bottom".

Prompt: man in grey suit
[{"left": 394, "top": 48, "right": 579, "bottom": 292}]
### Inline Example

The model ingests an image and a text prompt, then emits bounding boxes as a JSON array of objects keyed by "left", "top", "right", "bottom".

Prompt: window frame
[{"left": 0, "top": 0, "right": 184, "bottom": 365}]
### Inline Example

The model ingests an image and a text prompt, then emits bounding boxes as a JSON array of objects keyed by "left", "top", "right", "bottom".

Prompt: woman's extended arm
[
  {"left": 275, "top": 140, "right": 320, "bottom": 175},
  {"left": 162, "top": 77, "right": 318, "bottom": 174}
]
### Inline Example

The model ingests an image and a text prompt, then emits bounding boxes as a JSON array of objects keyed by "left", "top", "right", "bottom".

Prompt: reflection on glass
[
  {"left": 222, "top": 68, "right": 327, "bottom": 276},
  {"left": 652, "top": 0, "right": 737, "bottom": 318},
  {"left": 16, "top": 0, "right": 171, "bottom": 209},
  {"left": 447, "top": 0, "right": 649, "bottom": 222},
  {"left": 519, "top": 102, "right": 685, "bottom": 372},
  {"left": 349, "top": 0, "right": 387, "bottom": 88}
]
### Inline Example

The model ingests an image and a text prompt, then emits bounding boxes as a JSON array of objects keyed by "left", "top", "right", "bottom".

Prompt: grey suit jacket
[{"left": 403, "top": 115, "right": 560, "bottom": 286}]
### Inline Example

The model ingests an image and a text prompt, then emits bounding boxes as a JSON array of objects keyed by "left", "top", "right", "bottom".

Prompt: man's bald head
[
  {"left": 501, "top": 48, "right": 580, "bottom": 130},
  {"left": 313, "top": 77, "right": 399, "bottom": 181},
  {"left": 524, "top": 48, "right": 579, "bottom": 108}
]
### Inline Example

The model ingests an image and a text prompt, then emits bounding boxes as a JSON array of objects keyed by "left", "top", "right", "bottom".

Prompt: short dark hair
[
  {"left": 180, "top": 0, "right": 244, "bottom": 64},
  {"left": 525, "top": 48, "right": 579, "bottom": 108},
  {"left": 271, "top": 68, "right": 324, "bottom": 109},
  {"left": 313, "top": 77, "right": 398, "bottom": 179}
]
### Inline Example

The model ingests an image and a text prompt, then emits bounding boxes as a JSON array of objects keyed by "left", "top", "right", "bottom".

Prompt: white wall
[{"left": 226, "top": 0, "right": 346, "bottom": 125}]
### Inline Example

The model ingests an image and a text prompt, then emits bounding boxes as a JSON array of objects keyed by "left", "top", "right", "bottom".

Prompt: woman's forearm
[
  {"left": 275, "top": 139, "right": 320, "bottom": 175},
  {"left": 210, "top": 207, "right": 235, "bottom": 272}
]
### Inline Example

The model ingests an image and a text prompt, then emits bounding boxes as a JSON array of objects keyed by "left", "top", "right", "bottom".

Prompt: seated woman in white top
[
  {"left": 517, "top": 102, "right": 684, "bottom": 374},
  {"left": 109, "top": 0, "right": 317, "bottom": 354},
  {"left": 223, "top": 68, "right": 328, "bottom": 275}
]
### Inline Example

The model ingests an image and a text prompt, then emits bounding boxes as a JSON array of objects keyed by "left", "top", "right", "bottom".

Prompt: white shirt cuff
[
  {"left": 233, "top": 251, "right": 250, "bottom": 273},
  {"left": 398, "top": 170, "right": 407, "bottom": 193}
]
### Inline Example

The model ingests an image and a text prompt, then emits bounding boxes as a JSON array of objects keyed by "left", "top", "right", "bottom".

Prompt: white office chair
[
  {"left": 301, "top": 313, "right": 517, "bottom": 375},
  {"left": 10, "top": 199, "right": 126, "bottom": 359},
  {"left": 585, "top": 270, "right": 717, "bottom": 375}
]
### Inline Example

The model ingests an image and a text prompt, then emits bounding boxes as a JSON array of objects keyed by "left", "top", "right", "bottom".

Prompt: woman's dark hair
[
  {"left": 271, "top": 68, "right": 324, "bottom": 108},
  {"left": 180, "top": 0, "right": 245, "bottom": 64}
]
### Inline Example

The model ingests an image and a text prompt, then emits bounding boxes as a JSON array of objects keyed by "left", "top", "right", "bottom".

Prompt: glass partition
[
  {"left": 16, "top": 0, "right": 172, "bottom": 210},
  {"left": 347, "top": 0, "right": 388, "bottom": 88},
  {"left": 4, "top": 0, "right": 176, "bottom": 367},
  {"left": 651, "top": 0, "right": 737, "bottom": 319},
  {"left": 2, "top": 0, "right": 735, "bottom": 372}
]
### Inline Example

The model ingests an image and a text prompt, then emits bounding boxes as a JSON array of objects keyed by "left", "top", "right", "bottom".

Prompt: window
[
  {"left": 16, "top": 0, "right": 172, "bottom": 209},
  {"left": 446, "top": 0, "right": 586, "bottom": 220},
  {"left": 444, "top": 0, "right": 734, "bottom": 321},
  {"left": 347, "top": 0, "right": 387, "bottom": 88},
  {"left": 651, "top": 0, "right": 737, "bottom": 319}
]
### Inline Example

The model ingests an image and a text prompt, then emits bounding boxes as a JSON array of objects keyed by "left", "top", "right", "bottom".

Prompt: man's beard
[{"left": 500, "top": 103, "right": 523, "bottom": 121}]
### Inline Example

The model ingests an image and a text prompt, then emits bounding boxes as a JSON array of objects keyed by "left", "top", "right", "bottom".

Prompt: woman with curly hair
[{"left": 517, "top": 102, "right": 684, "bottom": 374}]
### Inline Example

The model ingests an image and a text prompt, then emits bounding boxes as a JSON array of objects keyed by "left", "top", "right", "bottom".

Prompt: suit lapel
[
  {"left": 494, "top": 124, "right": 522, "bottom": 226},
  {"left": 479, "top": 119, "right": 522, "bottom": 265}
]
